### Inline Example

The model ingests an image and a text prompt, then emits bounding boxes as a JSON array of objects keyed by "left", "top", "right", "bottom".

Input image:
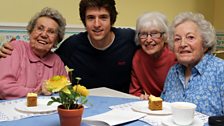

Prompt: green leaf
[
  {"left": 47, "top": 101, "right": 54, "bottom": 106},
  {"left": 51, "top": 97, "right": 57, "bottom": 101}
]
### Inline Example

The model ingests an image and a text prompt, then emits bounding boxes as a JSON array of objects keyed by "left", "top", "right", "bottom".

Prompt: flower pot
[{"left": 58, "top": 105, "right": 84, "bottom": 126}]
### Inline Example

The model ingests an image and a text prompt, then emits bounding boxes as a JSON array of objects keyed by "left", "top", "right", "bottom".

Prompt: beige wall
[
  {"left": 214, "top": 0, "right": 224, "bottom": 31},
  {"left": 0, "top": 0, "right": 82, "bottom": 25},
  {"left": 116, "top": 0, "right": 214, "bottom": 27},
  {"left": 0, "top": 0, "right": 223, "bottom": 30}
]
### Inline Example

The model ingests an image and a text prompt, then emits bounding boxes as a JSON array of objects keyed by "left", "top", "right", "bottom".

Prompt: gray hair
[
  {"left": 168, "top": 12, "right": 216, "bottom": 53},
  {"left": 26, "top": 7, "right": 66, "bottom": 44},
  {"left": 135, "top": 12, "right": 169, "bottom": 45}
]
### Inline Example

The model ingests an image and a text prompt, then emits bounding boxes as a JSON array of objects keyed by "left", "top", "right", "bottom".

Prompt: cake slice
[
  {"left": 148, "top": 94, "right": 162, "bottom": 110},
  {"left": 27, "top": 93, "right": 37, "bottom": 107}
]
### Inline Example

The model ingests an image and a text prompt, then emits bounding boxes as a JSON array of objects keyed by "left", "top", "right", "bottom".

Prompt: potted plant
[{"left": 45, "top": 74, "right": 89, "bottom": 126}]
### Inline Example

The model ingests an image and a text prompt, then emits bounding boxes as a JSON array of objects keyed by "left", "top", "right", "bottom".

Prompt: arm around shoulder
[{"left": 0, "top": 41, "right": 14, "bottom": 58}]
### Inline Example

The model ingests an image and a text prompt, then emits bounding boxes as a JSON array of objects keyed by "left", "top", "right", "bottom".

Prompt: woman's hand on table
[
  {"left": 139, "top": 94, "right": 149, "bottom": 100},
  {"left": 41, "top": 83, "right": 52, "bottom": 95},
  {"left": 40, "top": 84, "right": 52, "bottom": 95}
]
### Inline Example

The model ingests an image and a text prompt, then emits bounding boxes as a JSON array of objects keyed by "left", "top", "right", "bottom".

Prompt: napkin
[{"left": 83, "top": 109, "right": 146, "bottom": 126}]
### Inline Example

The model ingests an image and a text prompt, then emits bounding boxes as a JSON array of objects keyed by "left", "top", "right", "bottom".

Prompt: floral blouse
[{"left": 161, "top": 53, "right": 224, "bottom": 116}]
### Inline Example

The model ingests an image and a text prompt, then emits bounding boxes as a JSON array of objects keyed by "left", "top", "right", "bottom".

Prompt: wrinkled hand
[
  {"left": 34, "top": 87, "right": 42, "bottom": 95},
  {"left": 0, "top": 38, "right": 15, "bottom": 58},
  {"left": 41, "top": 82, "right": 52, "bottom": 96},
  {"left": 139, "top": 94, "right": 149, "bottom": 100}
]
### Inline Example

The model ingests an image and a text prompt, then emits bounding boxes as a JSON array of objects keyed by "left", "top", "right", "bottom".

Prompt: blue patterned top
[{"left": 161, "top": 53, "right": 224, "bottom": 116}]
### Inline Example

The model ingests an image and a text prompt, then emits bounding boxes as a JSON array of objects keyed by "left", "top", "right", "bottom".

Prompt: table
[
  {"left": 0, "top": 87, "right": 208, "bottom": 126},
  {"left": 0, "top": 87, "right": 147, "bottom": 126}
]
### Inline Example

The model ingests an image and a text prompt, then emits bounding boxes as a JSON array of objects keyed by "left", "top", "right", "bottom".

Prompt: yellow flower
[
  {"left": 61, "top": 86, "right": 71, "bottom": 94},
  {"left": 73, "top": 84, "right": 89, "bottom": 97},
  {"left": 46, "top": 71, "right": 89, "bottom": 109},
  {"left": 45, "top": 75, "right": 71, "bottom": 93}
]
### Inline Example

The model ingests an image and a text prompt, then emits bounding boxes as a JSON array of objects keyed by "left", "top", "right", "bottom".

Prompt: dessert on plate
[
  {"left": 148, "top": 94, "right": 162, "bottom": 110},
  {"left": 27, "top": 93, "right": 37, "bottom": 107}
]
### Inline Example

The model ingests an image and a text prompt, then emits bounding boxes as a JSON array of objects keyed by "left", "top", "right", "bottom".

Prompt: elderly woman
[
  {"left": 0, "top": 7, "right": 67, "bottom": 99},
  {"left": 129, "top": 12, "right": 176, "bottom": 100},
  {"left": 161, "top": 12, "right": 224, "bottom": 116}
]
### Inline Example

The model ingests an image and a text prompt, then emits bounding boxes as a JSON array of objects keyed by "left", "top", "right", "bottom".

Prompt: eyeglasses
[
  {"left": 34, "top": 25, "right": 58, "bottom": 37},
  {"left": 138, "top": 32, "right": 165, "bottom": 39}
]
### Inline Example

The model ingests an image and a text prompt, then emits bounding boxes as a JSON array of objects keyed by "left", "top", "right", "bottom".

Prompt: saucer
[{"left": 162, "top": 117, "right": 204, "bottom": 126}]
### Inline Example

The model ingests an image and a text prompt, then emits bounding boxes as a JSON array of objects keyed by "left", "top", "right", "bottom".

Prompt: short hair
[
  {"left": 79, "top": 0, "right": 118, "bottom": 26},
  {"left": 168, "top": 12, "right": 216, "bottom": 53},
  {"left": 26, "top": 7, "right": 66, "bottom": 44},
  {"left": 135, "top": 12, "right": 169, "bottom": 45}
]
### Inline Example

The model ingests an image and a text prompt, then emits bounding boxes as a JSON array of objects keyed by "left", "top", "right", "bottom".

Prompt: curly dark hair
[{"left": 79, "top": 0, "right": 118, "bottom": 26}]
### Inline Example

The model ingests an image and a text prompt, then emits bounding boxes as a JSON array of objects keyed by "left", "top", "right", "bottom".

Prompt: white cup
[{"left": 171, "top": 102, "right": 197, "bottom": 125}]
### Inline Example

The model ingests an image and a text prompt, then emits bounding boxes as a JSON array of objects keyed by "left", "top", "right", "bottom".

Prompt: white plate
[
  {"left": 15, "top": 98, "right": 60, "bottom": 113},
  {"left": 162, "top": 117, "right": 204, "bottom": 126},
  {"left": 131, "top": 101, "right": 172, "bottom": 115}
]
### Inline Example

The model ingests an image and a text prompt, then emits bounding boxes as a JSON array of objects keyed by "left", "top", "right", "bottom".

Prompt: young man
[{"left": 0, "top": 0, "right": 137, "bottom": 93}]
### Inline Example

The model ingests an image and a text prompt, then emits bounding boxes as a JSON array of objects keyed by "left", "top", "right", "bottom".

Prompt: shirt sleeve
[
  {"left": 160, "top": 66, "right": 174, "bottom": 100},
  {"left": 221, "top": 82, "right": 224, "bottom": 115},
  {"left": 218, "top": 66, "right": 224, "bottom": 115},
  {"left": 129, "top": 69, "right": 142, "bottom": 97},
  {"left": 129, "top": 53, "right": 143, "bottom": 97},
  {"left": 0, "top": 42, "right": 35, "bottom": 99}
]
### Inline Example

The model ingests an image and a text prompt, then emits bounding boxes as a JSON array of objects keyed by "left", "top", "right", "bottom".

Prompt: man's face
[{"left": 85, "top": 7, "right": 112, "bottom": 44}]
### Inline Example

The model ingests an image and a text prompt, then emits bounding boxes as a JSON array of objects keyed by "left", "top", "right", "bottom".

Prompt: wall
[
  {"left": 0, "top": 24, "right": 84, "bottom": 47},
  {"left": 0, "top": 0, "right": 220, "bottom": 28},
  {"left": 0, "top": 0, "right": 82, "bottom": 26},
  {"left": 116, "top": 0, "right": 214, "bottom": 27},
  {"left": 214, "top": 0, "right": 224, "bottom": 31},
  {"left": 0, "top": 0, "right": 223, "bottom": 48}
]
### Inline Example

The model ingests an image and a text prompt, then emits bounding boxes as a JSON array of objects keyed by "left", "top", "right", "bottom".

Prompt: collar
[
  {"left": 87, "top": 32, "right": 115, "bottom": 51},
  {"left": 176, "top": 53, "right": 211, "bottom": 75},
  {"left": 27, "top": 45, "right": 55, "bottom": 67}
]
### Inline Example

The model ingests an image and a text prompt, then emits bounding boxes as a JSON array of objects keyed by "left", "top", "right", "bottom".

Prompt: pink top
[
  {"left": 129, "top": 45, "right": 176, "bottom": 97},
  {"left": 0, "top": 40, "right": 67, "bottom": 99}
]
